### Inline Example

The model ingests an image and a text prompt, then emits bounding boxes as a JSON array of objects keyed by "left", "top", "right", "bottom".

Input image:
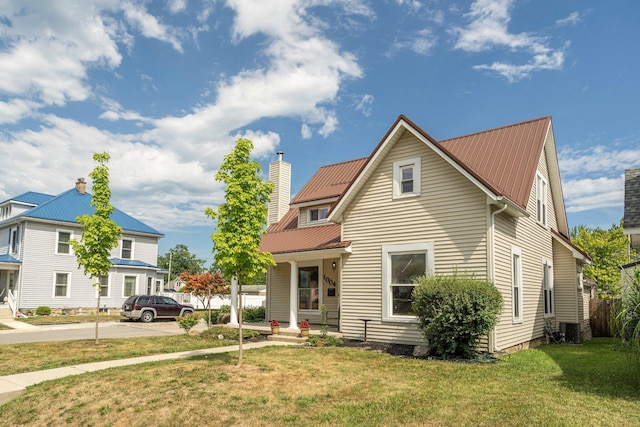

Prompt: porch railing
[{"left": 7, "top": 289, "right": 17, "bottom": 317}]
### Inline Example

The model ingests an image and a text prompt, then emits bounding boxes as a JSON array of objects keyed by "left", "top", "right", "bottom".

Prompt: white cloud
[
  {"left": 355, "top": 94, "right": 374, "bottom": 116},
  {"left": 301, "top": 123, "right": 313, "bottom": 139},
  {"left": 563, "top": 176, "right": 624, "bottom": 213},
  {"left": 0, "top": 99, "right": 40, "bottom": 124},
  {"left": 556, "top": 12, "right": 581, "bottom": 27},
  {"left": 390, "top": 28, "right": 437, "bottom": 56},
  {"left": 452, "top": 0, "right": 565, "bottom": 81},
  {"left": 168, "top": 0, "right": 187, "bottom": 14},
  {"left": 121, "top": 2, "right": 184, "bottom": 52},
  {"left": 559, "top": 144, "right": 640, "bottom": 177}
]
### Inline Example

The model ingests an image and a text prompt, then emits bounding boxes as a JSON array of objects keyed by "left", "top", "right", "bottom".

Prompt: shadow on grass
[{"left": 537, "top": 338, "right": 640, "bottom": 401}]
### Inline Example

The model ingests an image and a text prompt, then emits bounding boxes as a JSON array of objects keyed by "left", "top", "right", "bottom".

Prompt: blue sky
[{"left": 1, "top": 0, "right": 639, "bottom": 267}]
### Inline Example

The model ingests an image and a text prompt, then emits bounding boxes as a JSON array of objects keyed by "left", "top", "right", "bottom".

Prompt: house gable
[{"left": 624, "top": 168, "right": 640, "bottom": 249}]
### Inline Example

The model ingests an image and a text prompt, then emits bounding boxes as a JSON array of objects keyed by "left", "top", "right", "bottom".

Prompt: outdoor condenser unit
[{"left": 559, "top": 322, "right": 580, "bottom": 344}]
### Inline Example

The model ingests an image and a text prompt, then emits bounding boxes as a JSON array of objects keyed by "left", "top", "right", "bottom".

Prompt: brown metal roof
[
  {"left": 267, "top": 208, "right": 299, "bottom": 233},
  {"left": 259, "top": 223, "right": 349, "bottom": 255},
  {"left": 439, "top": 116, "right": 551, "bottom": 210},
  {"left": 290, "top": 157, "right": 368, "bottom": 205}
]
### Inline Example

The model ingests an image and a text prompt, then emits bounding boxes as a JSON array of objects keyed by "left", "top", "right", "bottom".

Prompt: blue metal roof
[
  {"left": 1, "top": 191, "right": 54, "bottom": 206},
  {"left": 110, "top": 258, "right": 160, "bottom": 269},
  {"left": 16, "top": 188, "right": 163, "bottom": 236},
  {"left": 0, "top": 254, "right": 20, "bottom": 264}
]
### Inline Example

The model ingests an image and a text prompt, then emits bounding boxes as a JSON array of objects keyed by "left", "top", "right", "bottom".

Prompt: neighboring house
[
  {"left": 0, "top": 179, "right": 165, "bottom": 316},
  {"left": 259, "top": 115, "right": 592, "bottom": 352},
  {"left": 623, "top": 168, "right": 640, "bottom": 251}
]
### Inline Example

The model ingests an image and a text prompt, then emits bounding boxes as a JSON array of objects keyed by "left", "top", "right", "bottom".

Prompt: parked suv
[{"left": 121, "top": 295, "right": 194, "bottom": 323}]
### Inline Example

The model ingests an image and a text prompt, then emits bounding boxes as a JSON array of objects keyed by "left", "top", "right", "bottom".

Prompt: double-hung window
[
  {"left": 542, "top": 258, "right": 554, "bottom": 317},
  {"left": 393, "top": 157, "right": 421, "bottom": 198},
  {"left": 512, "top": 247, "right": 523, "bottom": 323},
  {"left": 9, "top": 226, "right": 20, "bottom": 255},
  {"left": 121, "top": 239, "right": 133, "bottom": 259},
  {"left": 54, "top": 272, "right": 70, "bottom": 297},
  {"left": 382, "top": 242, "right": 433, "bottom": 322},
  {"left": 536, "top": 173, "right": 547, "bottom": 226},
  {"left": 57, "top": 231, "right": 72, "bottom": 254},
  {"left": 98, "top": 275, "right": 109, "bottom": 298}
]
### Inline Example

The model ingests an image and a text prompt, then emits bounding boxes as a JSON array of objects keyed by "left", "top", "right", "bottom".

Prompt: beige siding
[
  {"left": 553, "top": 239, "right": 578, "bottom": 324},
  {"left": 322, "top": 258, "right": 340, "bottom": 325},
  {"left": 341, "top": 130, "right": 489, "bottom": 345},
  {"left": 298, "top": 203, "right": 335, "bottom": 228},
  {"left": 267, "top": 262, "right": 291, "bottom": 325}
]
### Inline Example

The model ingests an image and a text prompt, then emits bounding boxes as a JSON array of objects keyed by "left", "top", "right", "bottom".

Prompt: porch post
[
  {"left": 229, "top": 277, "right": 239, "bottom": 326},
  {"left": 288, "top": 260, "right": 298, "bottom": 330}
]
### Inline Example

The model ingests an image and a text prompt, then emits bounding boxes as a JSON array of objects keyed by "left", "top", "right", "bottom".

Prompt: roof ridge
[{"left": 440, "top": 116, "right": 551, "bottom": 142}]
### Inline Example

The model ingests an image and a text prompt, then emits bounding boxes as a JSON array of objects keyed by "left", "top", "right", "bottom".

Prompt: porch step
[
  {"left": 0, "top": 305, "right": 13, "bottom": 320},
  {"left": 267, "top": 328, "right": 309, "bottom": 344}
]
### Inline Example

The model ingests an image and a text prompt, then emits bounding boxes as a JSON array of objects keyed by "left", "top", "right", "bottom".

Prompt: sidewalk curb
[{"left": 0, "top": 340, "right": 293, "bottom": 405}]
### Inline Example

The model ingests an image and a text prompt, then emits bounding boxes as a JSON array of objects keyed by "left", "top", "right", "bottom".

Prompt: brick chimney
[
  {"left": 76, "top": 177, "right": 86, "bottom": 194},
  {"left": 268, "top": 151, "right": 291, "bottom": 225}
]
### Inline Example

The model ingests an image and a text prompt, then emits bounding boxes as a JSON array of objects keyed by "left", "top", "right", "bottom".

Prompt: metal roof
[
  {"left": 260, "top": 223, "right": 348, "bottom": 255},
  {"left": 1, "top": 191, "right": 54, "bottom": 206},
  {"left": 110, "top": 258, "right": 160, "bottom": 268},
  {"left": 0, "top": 254, "right": 20, "bottom": 264},
  {"left": 440, "top": 116, "right": 550, "bottom": 210},
  {"left": 290, "top": 158, "right": 368, "bottom": 205},
  {"left": 16, "top": 188, "right": 163, "bottom": 236}
]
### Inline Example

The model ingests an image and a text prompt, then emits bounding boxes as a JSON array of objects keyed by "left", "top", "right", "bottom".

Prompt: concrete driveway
[{"left": 0, "top": 319, "right": 206, "bottom": 345}]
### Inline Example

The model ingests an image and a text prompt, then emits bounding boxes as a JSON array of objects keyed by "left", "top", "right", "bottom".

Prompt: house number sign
[{"left": 323, "top": 275, "right": 336, "bottom": 288}]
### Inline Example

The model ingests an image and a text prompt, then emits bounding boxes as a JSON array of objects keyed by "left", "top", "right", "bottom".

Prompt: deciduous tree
[
  {"left": 571, "top": 222, "right": 637, "bottom": 297},
  {"left": 179, "top": 271, "right": 228, "bottom": 311},
  {"left": 205, "top": 138, "right": 275, "bottom": 366},
  {"left": 157, "top": 244, "right": 205, "bottom": 281},
  {"left": 70, "top": 152, "right": 122, "bottom": 344}
]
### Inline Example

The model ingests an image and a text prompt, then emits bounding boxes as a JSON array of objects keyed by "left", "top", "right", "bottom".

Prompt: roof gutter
[{"left": 490, "top": 202, "right": 508, "bottom": 354}]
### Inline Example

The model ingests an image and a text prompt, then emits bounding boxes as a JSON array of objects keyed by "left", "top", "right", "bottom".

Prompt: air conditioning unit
[{"left": 559, "top": 322, "right": 580, "bottom": 344}]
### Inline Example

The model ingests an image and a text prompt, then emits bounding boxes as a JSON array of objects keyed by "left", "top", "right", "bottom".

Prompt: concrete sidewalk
[{"left": 0, "top": 340, "right": 293, "bottom": 405}]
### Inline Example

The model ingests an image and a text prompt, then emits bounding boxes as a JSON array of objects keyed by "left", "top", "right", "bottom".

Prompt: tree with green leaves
[
  {"left": 157, "top": 244, "right": 206, "bottom": 281},
  {"left": 571, "top": 221, "right": 638, "bottom": 298},
  {"left": 616, "top": 268, "right": 640, "bottom": 370},
  {"left": 70, "top": 152, "right": 122, "bottom": 344},
  {"left": 205, "top": 138, "right": 275, "bottom": 366}
]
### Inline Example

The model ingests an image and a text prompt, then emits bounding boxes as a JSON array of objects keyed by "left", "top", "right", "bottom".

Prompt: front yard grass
[
  {"left": 0, "top": 327, "right": 243, "bottom": 375},
  {"left": 1, "top": 338, "right": 639, "bottom": 426},
  {"left": 14, "top": 313, "right": 123, "bottom": 325}
]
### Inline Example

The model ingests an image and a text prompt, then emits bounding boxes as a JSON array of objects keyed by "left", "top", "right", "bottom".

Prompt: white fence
[{"left": 170, "top": 292, "right": 265, "bottom": 310}]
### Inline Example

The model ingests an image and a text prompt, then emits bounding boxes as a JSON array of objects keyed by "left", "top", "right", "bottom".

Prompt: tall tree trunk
[
  {"left": 237, "top": 276, "right": 243, "bottom": 367},
  {"left": 95, "top": 278, "right": 101, "bottom": 345}
]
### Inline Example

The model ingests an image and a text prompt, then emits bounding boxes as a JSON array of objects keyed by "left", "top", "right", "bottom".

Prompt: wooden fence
[{"left": 589, "top": 298, "right": 619, "bottom": 337}]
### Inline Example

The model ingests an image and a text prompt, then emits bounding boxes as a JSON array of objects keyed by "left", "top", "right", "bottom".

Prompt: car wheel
[
  {"left": 180, "top": 310, "right": 194, "bottom": 317},
  {"left": 140, "top": 311, "right": 154, "bottom": 323}
]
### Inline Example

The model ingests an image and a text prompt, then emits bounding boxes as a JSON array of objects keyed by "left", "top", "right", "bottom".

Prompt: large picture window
[
  {"left": 512, "top": 247, "right": 523, "bottom": 323},
  {"left": 298, "top": 266, "right": 319, "bottom": 310},
  {"left": 124, "top": 276, "right": 137, "bottom": 297},
  {"left": 382, "top": 242, "right": 433, "bottom": 322},
  {"left": 543, "top": 259, "right": 554, "bottom": 317}
]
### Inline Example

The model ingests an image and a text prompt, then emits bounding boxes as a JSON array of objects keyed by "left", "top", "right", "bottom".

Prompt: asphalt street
[{"left": 0, "top": 320, "right": 199, "bottom": 345}]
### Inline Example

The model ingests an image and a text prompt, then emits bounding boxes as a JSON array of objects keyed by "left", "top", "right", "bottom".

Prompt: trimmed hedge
[
  {"left": 35, "top": 306, "right": 52, "bottom": 316},
  {"left": 412, "top": 274, "right": 503, "bottom": 359}
]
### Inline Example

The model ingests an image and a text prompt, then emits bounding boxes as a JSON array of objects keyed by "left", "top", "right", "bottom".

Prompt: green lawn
[
  {"left": 14, "top": 314, "right": 123, "bottom": 325},
  {"left": 1, "top": 338, "right": 638, "bottom": 426}
]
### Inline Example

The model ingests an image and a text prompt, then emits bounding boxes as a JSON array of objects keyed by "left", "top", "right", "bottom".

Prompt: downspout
[{"left": 491, "top": 203, "right": 508, "bottom": 353}]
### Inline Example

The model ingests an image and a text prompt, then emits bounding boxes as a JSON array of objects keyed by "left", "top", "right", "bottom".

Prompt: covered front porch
[{"left": 0, "top": 255, "right": 20, "bottom": 317}]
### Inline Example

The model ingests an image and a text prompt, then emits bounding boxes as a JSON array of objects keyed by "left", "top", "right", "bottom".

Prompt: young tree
[
  {"left": 205, "top": 138, "right": 275, "bottom": 366},
  {"left": 571, "top": 222, "right": 638, "bottom": 298},
  {"left": 70, "top": 152, "right": 122, "bottom": 344},
  {"left": 179, "top": 271, "right": 228, "bottom": 321},
  {"left": 157, "top": 244, "right": 206, "bottom": 282}
]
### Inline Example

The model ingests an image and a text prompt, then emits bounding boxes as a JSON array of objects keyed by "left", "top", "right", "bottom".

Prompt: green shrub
[
  {"left": 219, "top": 305, "right": 231, "bottom": 314},
  {"left": 412, "top": 274, "right": 503, "bottom": 359},
  {"left": 35, "top": 306, "right": 51, "bottom": 316},
  {"left": 243, "top": 306, "right": 265, "bottom": 323},
  {"left": 307, "top": 335, "right": 344, "bottom": 347},
  {"left": 616, "top": 268, "right": 640, "bottom": 367},
  {"left": 176, "top": 313, "right": 200, "bottom": 334}
]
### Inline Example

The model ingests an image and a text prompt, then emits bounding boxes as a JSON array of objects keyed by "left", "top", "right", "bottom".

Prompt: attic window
[
  {"left": 393, "top": 157, "right": 421, "bottom": 199},
  {"left": 536, "top": 173, "right": 547, "bottom": 226},
  {"left": 308, "top": 206, "right": 329, "bottom": 223}
]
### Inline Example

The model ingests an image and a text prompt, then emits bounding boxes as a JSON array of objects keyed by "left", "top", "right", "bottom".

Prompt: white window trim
[
  {"left": 393, "top": 157, "right": 421, "bottom": 199},
  {"left": 123, "top": 275, "right": 138, "bottom": 298},
  {"left": 9, "top": 226, "right": 20, "bottom": 255},
  {"left": 55, "top": 229, "right": 74, "bottom": 255},
  {"left": 297, "top": 260, "right": 322, "bottom": 312},
  {"left": 542, "top": 258, "right": 554, "bottom": 318},
  {"left": 536, "top": 173, "right": 548, "bottom": 227},
  {"left": 121, "top": 238, "right": 135, "bottom": 259},
  {"left": 307, "top": 206, "right": 330, "bottom": 224},
  {"left": 53, "top": 271, "right": 71, "bottom": 298},
  {"left": 97, "top": 274, "right": 111, "bottom": 298},
  {"left": 382, "top": 242, "right": 434, "bottom": 323},
  {"left": 512, "top": 246, "right": 523, "bottom": 324}
]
